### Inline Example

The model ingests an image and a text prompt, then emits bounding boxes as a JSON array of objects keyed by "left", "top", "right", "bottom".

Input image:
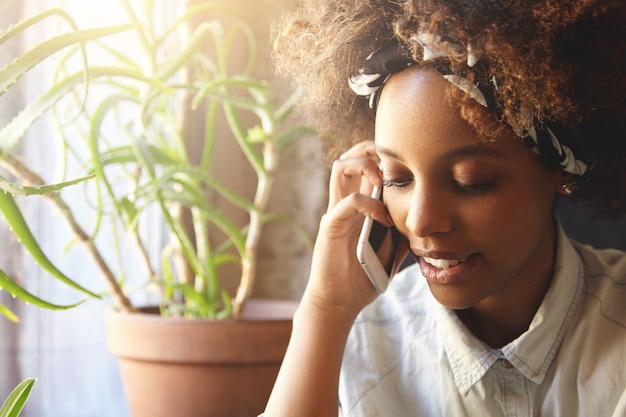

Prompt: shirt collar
[{"left": 435, "top": 222, "right": 585, "bottom": 394}]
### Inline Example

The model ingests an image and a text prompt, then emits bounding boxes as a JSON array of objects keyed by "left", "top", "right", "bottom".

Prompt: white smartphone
[{"left": 356, "top": 186, "right": 404, "bottom": 293}]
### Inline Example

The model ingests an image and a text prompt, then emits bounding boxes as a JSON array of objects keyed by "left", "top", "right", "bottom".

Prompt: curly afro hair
[{"left": 272, "top": 0, "right": 626, "bottom": 216}]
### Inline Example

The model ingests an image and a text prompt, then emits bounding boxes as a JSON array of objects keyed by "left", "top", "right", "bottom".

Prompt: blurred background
[{"left": 0, "top": 1, "right": 327, "bottom": 416}]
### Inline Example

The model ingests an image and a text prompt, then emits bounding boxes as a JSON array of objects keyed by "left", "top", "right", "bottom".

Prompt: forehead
[
  {"left": 375, "top": 66, "right": 478, "bottom": 150},
  {"left": 374, "top": 65, "right": 530, "bottom": 163}
]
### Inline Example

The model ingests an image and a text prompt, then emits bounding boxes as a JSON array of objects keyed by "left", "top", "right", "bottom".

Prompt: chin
[{"left": 427, "top": 285, "right": 482, "bottom": 310}]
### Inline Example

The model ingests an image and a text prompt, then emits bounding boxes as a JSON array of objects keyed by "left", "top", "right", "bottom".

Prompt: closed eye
[
  {"left": 454, "top": 180, "right": 495, "bottom": 194},
  {"left": 382, "top": 178, "right": 413, "bottom": 189}
]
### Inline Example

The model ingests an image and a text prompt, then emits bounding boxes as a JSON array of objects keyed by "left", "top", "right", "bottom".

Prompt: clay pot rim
[{"left": 105, "top": 298, "right": 299, "bottom": 323}]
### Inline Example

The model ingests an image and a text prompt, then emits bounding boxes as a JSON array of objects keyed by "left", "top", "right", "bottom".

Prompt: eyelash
[
  {"left": 454, "top": 180, "right": 495, "bottom": 194},
  {"left": 382, "top": 179, "right": 412, "bottom": 189},
  {"left": 382, "top": 178, "right": 495, "bottom": 194}
]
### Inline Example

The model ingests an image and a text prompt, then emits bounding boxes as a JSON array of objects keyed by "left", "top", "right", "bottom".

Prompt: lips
[
  {"left": 415, "top": 250, "right": 478, "bottom": 285},
  {"left": 422, "top": 255, "right": 468, "bottom": 270}
]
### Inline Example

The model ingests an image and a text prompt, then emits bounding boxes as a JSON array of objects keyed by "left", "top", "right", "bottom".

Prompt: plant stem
[
  {"left": 0, "top": 156, "right": 136, "bottom": 313},
  {"left": 232, "top": 138, "right": 278, "bottom": 318}
]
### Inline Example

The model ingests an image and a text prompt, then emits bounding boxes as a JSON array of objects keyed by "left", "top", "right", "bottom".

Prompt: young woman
[{"left": 263, "top": 0, "right": 626, "bottom": 415}]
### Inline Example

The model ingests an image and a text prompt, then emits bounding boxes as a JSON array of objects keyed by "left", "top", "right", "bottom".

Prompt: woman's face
[{"left": 376, "top": 66, "right": 564, "bottom": 310}]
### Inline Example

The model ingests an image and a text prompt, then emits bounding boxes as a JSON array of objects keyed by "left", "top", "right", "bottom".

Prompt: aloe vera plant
[{"left": 0, "top": 0, "right": 311, "bottom": 321}]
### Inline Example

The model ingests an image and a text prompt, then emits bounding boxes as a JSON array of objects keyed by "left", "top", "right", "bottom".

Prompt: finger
[
  {"left": 328, "top": 157, "right": 383, "bottom": 209},
  {"left": 330, "top": 192, "right": 393, "bottom": 231},
  {"left": 308, "top": 190, "right": 392, "bottom": 312},
  {"left": 331, "top": 156, "right": 382, "bottom": 188},
  {"left": 338, "top": 140, "right": 378, "bottom": 161}
]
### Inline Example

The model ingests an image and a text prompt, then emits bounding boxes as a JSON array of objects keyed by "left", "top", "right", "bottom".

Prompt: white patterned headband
[{"left": 348, "top": 33, "right": 589, "bottom": 176}]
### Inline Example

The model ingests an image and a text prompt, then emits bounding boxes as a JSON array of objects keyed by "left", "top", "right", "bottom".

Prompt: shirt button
[{"left": 501, "top": 359, "right": 513, "bottom": 368}]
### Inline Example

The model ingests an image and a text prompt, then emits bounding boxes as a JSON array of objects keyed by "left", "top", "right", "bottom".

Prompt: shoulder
[
  {"left": 552, "top": 240, "right": 626, "bottom": 410},
  {"left": 571, "top": 241, "right": 626, "bottom": 327},
  {"left": 573, "top": 240, "right": 626, "bottom": 284}
]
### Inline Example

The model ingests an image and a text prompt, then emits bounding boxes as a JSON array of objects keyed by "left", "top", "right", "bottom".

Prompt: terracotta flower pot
[{"left": 105, "top": 299, "right": 297, "bottom": 417}]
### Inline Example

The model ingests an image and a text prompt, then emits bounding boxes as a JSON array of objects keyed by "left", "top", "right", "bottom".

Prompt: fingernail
[{"left": 386, "top": 214, "right": 395, "bottom": 226}]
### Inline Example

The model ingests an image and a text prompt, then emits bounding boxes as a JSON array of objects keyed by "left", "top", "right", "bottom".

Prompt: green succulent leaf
[
  {"left": 0, "top": 303, "right": 19, "bottom": 323},
  {"left": 272, "top": 87, "right": 302, "bottom": 121},
  {"left": 276, "top": 126, "right": 314, "bottom": 152},
  {"left": 215, "top": 291, "right": 233, "bottom": 320},
  {"left": 0, "top": 9, "right": 74, "bottom": 46},
  {"left": 0, "top": 66, "right": 167, "bottom": 154},
  {"left": 0, "top": 175, "right": 93, "bottom": 196},
  {"left": 0, "top": 24, "right": 136, "bottom": 99},
  {"left": 247, "top": 125, "right": 268, "bottom": 144},
  {"left": 0, "top": 190, "right": 99, "bottom": 299},
  {"left": 0, "top": 269, "right": 85, "bottom": 316},
  {"left": 0, "top": 377, "right": 36, "bottom": 417}
]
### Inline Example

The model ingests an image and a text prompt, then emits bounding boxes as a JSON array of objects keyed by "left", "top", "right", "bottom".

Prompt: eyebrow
[{"left": 376, "top": 144, "right": 504, "bottom": 161}]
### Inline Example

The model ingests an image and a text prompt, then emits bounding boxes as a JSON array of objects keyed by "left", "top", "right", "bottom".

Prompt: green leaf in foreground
[
  {"left": 0, "top": 303, "right": 19, "bottom": 323},
  {"left": 0, "top": 377, "right": 36, "bottom": 417}
]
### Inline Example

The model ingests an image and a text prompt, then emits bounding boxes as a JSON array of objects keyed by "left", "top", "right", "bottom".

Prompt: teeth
[{"left": 423, "top": 256, "right": 467, "bottom": 270}]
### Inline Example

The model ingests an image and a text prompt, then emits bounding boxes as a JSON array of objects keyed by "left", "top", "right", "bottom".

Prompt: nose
[{"left": 404, "top": 181, "right": 454, "bottom": 238}]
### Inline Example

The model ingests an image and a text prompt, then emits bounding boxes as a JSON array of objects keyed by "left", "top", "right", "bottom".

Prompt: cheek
[
  {"left": 469, "top": 163, "right": 560, "bottom": 224},
  {"left": 392, "top": 194, "right": 555, "bottom": 248},
  {"left": 385, "top": 194, "right": 411, "bottom": 233},
  {"left": 464, "top": 183, "right": 557, "bottom": 253}
]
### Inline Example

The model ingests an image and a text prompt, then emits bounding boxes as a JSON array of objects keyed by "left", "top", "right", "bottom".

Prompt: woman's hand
[
  {"left": 264, "top": 140, "right": 394, "bottom": 417},
  {"left": 302, "top": 140, "right": 393, "bottom": 321}
]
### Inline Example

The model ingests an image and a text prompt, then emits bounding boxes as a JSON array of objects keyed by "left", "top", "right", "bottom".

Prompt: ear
[{"left": 556, "top": 172, "right": 577, "bottom": 196}]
